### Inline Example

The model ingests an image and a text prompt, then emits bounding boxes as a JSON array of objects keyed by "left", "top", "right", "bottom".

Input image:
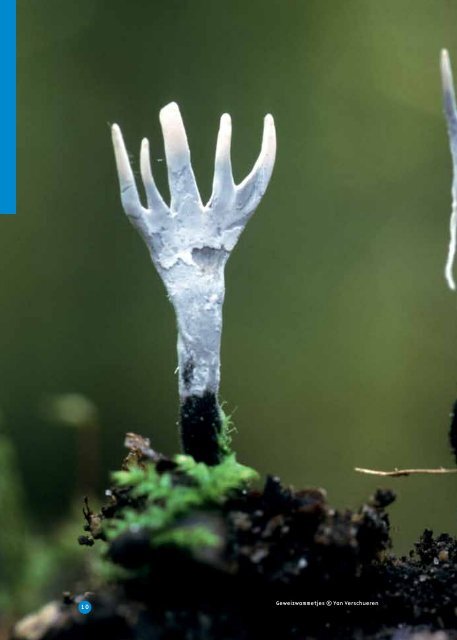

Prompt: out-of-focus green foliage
[
  {"left": 17, "top": 508, "right": 93, "bottom": 614},
  {"left": 4, "top": 0, "right": 457, "bottom": 562},
  {"left": 0, "top": 422, "right": 27, "bottom": 612},
  {"left": 42, "top": 393, "right": 99, "bottom": 428},
  {"left": 0, "top": 418, "right": 96, "bottom": 622}
]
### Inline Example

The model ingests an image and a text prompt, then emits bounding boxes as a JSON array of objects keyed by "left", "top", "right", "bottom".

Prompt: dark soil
[{"left": 11, "top": 437, "right": 457, "bottom": 640}]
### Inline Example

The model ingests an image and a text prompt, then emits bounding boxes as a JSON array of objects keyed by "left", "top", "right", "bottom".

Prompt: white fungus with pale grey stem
[
  {"left": 440, "top": 49, "right": 457, "bottom": 291},
  {"left": 111, "top": 102, "right": 276, "bottom": 463}
]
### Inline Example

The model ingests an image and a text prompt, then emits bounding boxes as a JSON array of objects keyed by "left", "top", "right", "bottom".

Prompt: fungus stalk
[
  {"left": 111, "top": 103, "right": 276, "bottom": 465},
  {"left": 441, "top": 49, "right": 457, "bottom": 291}
]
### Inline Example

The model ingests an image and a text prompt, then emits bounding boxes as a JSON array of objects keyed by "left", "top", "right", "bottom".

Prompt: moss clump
[
  {"left": 80, "top": 434, "right": 258, "bottom": 563},
  {"left": 107, "top": 452, "right": 258, "bottom": 545}
]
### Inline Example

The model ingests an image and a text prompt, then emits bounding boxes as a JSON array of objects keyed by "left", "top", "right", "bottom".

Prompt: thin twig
[{"left": 355, "top": 467, "right": 457, "bottom": 478}]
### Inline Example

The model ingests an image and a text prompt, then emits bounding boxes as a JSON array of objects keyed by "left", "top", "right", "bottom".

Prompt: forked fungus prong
[{"left": 440, "top": 49, "right": 457, "bottom": 291}]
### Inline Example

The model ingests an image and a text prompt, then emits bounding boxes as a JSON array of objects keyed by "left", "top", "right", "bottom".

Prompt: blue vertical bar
[{"left": 0, "top": 0, "right": 16, "bottom": 214}]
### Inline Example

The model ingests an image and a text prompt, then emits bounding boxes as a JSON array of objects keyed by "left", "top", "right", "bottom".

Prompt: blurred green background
[{"left": 7, "top": 0, "right": 457, "bottom": 561}]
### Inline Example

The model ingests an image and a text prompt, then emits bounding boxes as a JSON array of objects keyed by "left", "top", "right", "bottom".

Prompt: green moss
[
  {"left": 153, "top": 525, "right": 220, "bottom": 549},
  {"left": 217, "top": 406, "right": 236, "bottom": 458},
  {"left": 106, "top": 452, "right": 258, "bottom": 553}
]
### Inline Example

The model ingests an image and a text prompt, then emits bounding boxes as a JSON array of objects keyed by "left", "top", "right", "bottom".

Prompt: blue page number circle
[{"left": 78, "top": 601, "right": 92, "bottom": 615}]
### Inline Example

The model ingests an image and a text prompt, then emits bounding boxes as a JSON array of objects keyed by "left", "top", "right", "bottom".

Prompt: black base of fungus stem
[
  {"left": 180, "top": 392, "right": 223, "bottom": 465},
  {"left": 450, "top": 400, "right": 457, "bottom": 465}
]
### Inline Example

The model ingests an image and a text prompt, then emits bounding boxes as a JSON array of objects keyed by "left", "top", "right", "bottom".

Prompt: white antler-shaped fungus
[{"left": 112, "top": 102, "right": 276, "bottom": 464}]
